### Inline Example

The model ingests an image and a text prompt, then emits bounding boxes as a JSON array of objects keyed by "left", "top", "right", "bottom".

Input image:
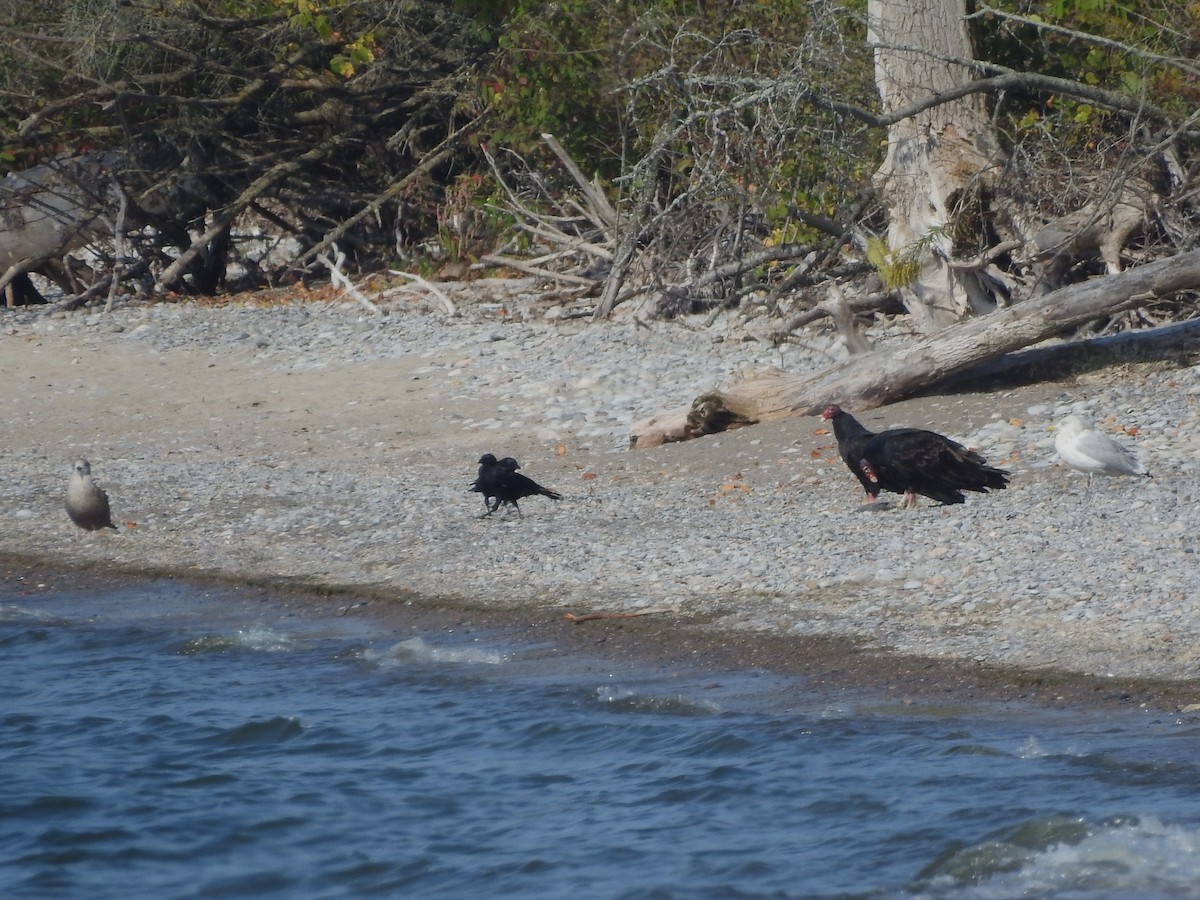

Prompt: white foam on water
[
  {"left": 1017, "top": 735, "right": 1049, "bottom": 758},
  {"left": 177, "top": 625, "right": 297, "bottom": 655},
  {"left": 234, "top": 625, "right": 296, "bottom": 652},
  {"left": 916, "top": 815, "right": 1200, "bottom": 899},
  {"left": 370, "top": 636, "right": 507, "bottom": 666},
  {"left": 0, "top": 604, "right": 69, "bottom": 625},
  {"left": 593, "top": 685, "right": 721, "bottom": 716}
]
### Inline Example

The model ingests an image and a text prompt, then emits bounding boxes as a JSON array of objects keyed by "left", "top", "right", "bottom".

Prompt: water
[{"left": 5, "top": 579, "right": 1200, "bottom": 899}]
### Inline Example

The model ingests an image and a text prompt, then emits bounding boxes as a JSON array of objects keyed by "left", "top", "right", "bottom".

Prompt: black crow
[
  {"left": 470, "top": 453, "right": 501, "bottom": 515},
  {"left": 488, "top": 456, "right": 562, "bottom": 516}
]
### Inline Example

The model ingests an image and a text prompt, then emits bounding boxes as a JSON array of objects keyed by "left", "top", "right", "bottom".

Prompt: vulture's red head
[{"left": 821, "top": 404, "right": 843, "bottom": 420}]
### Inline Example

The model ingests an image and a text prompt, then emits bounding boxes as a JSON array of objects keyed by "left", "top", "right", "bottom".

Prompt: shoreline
[
  {"left": 6, "top": 552, "right": 1200, "bottom": 715},
  {"left": 2, "top": 290, "right": 1199, "bottom": 700}
]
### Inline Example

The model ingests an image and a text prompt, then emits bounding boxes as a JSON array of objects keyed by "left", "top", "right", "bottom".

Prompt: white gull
[{"left": 1054, "top": 415, "right": 1150, "bottom": 484}]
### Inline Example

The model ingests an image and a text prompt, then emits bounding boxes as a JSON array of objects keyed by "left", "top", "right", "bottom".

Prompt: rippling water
[{"left": 4, "top": 579, "right": 1200, "bottom": 899}]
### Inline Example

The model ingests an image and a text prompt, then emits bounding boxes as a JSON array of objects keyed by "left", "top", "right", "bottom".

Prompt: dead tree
[{"left": 868, "top": 0, "right": 1001, "bottom": 329}]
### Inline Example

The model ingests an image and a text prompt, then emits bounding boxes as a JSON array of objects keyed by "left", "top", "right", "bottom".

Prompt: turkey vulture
[
  {"left": 821, "top": 404, "right": 880, "bottom": 501},
  {"left": 1054, "top": 415, "right": 1150, "bottom": 484},
  {"left": 859, "top": 427, "right": 1009, "bottom": 508}
]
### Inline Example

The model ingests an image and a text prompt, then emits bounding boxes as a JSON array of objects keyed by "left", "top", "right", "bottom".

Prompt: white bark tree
[{"left": 867, "top": 0, "right": 999, "bottom": 330}]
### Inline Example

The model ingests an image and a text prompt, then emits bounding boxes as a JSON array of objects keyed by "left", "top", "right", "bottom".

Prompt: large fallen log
[
  {"left": 936, "top": 317, "right": 1200, "bottom": 392},
  {"left": 629, "top": 248, "right": 1200, "bottom": 448},
  {"left": 0, "top": 155, "right": 116, "bottom": 305}
]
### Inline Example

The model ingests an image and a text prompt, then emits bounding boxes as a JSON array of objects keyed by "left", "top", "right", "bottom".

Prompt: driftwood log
[
  {"left": 629, "top": 247, "right": 1200, "bottom": 448},
  {"left": 0, "top": 156, "right": 116, "bottom": 306},
  {"left": 936, "top": 318, "right": 1200, "bottom": 392}
]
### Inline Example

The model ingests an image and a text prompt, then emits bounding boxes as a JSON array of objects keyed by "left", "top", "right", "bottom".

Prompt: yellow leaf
[{"left": 866, "top": 237, "right": 890, "bottom": 271}]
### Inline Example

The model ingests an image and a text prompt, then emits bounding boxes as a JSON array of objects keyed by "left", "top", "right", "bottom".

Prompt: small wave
[
  {"left": 8, "top": 794, "right": 96, "bottom": 819},
  {"left": 167, "top": 772, "right": 239, "bottom": 789},
  {"left": 176, "top": 626, "right": 296, "bottom": 655},
  {"left": 367, "top": 636, "right": 507, "bottom": 667},
  {"left": 0, "top": 605, "right": 70, "bottom": 626},
  {"left": 207, "top": 716, "right": 304, "bottom": 747},
  {"left": 914, "top": 814, "right": 1200, "bottom": 898},
  {"left": 593, "top": 686, "right": 721, "bottom": 717},
  {"left": 1017, "top": 735, "right": 1050, "bottom": 759}
]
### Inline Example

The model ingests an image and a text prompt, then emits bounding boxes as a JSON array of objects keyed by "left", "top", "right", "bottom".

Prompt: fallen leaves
[
  {"left": 1101, "top": 415, "right": 1140, "bottom": 436},
  {"left": 708, "top": 472, "right": 752, "bottom": 505},
  {"left": 718, "top": 472, "right": 751, "bottom": 493}
]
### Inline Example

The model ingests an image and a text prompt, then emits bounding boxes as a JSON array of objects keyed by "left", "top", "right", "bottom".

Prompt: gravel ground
[{"left": 2, "top": 282, "right": 1198, "bottom": 689}]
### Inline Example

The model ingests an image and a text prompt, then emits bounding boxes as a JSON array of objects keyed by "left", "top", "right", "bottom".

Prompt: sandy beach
[{"left": 3, "top": 287, "right": 1199, "bottom": 710}]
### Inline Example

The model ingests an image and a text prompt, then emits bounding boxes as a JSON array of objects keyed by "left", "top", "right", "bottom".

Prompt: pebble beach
[{"left": 3, "top": 280, "right": 1199, "bottom": 695}]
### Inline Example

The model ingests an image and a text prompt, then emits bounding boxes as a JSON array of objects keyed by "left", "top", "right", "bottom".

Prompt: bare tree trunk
[
  {"left": 629, "top": 248, "right": 1200, "bottom": 448},
  {"left": 868, "top": 0, "right": 999, "bottom": 329}
]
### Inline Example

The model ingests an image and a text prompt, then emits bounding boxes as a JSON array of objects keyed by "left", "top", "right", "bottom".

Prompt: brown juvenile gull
[
  {"left": 65, "top": 459, "right": 118, "bottom": 531},
  {"left": 1054, "top": 415, "right": 1150, "bottom": 485}
]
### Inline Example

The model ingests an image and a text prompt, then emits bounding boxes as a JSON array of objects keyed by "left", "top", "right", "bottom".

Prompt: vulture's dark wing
[{"left": 862, "top": 429, "right": 1008, "bottom": 506}]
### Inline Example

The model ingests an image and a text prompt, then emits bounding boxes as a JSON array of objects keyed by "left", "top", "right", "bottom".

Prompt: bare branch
[
  {"left": 481, "top": 254, "right": 598, "bottom": 286},
  {"left": 539, "top": 133, "right": 618, "bottom": 227},
  {"left": 319, "top": 245, "right": 382, "bottom": 316},
  {"left": 970, "top": 4, "right": 1200, "bottom": 81},
  {"left": 298, "top": 112, "right": 489, "bottom": 267},
  {"left": 104, "top": 177, "right": 130, "bottom": 313},
  {"left": 383, "top": 270, "right": 457, "bottom": 316},
  {"left": 157, "top": 138, "right": 347, "bottom": 291}
]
